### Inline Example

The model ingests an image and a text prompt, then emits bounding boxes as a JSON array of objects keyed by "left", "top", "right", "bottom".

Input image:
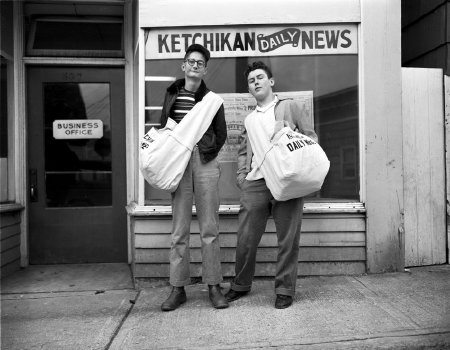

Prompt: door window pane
[
  {"left": 44, "top": 83, "right": 112, "bottom": 207},
  {"left": 144, "top": 55, "right": 359, "bottom": 204}
]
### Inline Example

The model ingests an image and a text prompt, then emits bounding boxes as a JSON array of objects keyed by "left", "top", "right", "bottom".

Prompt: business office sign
[
  {"left": 53, "top": 120, "right": 103, "bottom": 139},
  {"left": 145, "top": 25, "right": 357, "bottom": 59}
]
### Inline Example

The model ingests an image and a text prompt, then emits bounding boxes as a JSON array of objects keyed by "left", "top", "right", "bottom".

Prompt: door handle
[{"left": 30, "top": 168, "right": 38, "bottom": 202}]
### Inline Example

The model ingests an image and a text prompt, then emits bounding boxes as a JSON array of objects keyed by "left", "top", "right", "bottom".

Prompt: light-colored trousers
[{"left": 169, "top": 147, "right": 223, "bottom": 287}]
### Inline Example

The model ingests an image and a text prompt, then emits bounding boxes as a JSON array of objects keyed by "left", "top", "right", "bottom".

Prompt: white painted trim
[
  {"left": 138, "top": 29, "right": 146, "bottom": 206},
  {"left": 445, "top": 75, "right": 450, "bottom": 264},
  {"left": 124, "top": 1, "right": 134, "bottom": 265},
  {"left": 0, "top": 203, "right": 24, "bottom": 214},
  {"left": 6, "top": 54, "right": 15, "bottom": 203},
  {"left": 126, "top": 202, "right": 366, "bottom": 216},
  {"left": 139, "top": 0, "right": 361, "bottom": 28},
  {"left": 357, "top": 22, "right": 366, "bottom": 204},
  {"left": 145, "top": 76, "right": 176, "bottom": 82},
  {"left": 14, "top": 2, "right": 28, "bottom": 267},
  {"left": 23, "top": 57, "right": 126, "bottom": 66}
]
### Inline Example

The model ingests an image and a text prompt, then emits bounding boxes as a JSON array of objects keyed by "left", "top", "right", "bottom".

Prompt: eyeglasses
[{"left": 184, "top": 58, "right": 206, "bottom": 68}]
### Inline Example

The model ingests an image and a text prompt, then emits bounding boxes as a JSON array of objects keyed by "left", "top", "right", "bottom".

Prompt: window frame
[
  {"left": 136, "top": 22, "right": 365, "bottom": 215},
  {"left": 26, "top": 16, "right": 124, "bottom": 58}
]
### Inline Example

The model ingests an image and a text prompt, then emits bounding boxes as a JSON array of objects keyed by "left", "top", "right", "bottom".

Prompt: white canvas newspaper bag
[
  {"left": 246, "top": 118, "right": 330, "bottom": 201},
  {"left": 139, "top": 91, "right": 223, "bottom": 192}
]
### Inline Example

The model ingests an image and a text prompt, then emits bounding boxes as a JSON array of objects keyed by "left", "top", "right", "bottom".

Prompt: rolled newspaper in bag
[{"left": 139, "top": 91, "right": 223, "bottom": 192}]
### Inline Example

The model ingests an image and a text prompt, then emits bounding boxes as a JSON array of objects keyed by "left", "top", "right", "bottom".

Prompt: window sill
[
  {"left": 126, "top": 201, "right": 365, "bottom": 216},
  {"left": 0, "top": 203, "right": 25, "bottom": 214}
]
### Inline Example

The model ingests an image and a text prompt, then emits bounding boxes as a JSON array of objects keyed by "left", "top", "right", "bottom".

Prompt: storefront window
[{"left": 144, "top": 26, "right": 359, "bottom": 205}]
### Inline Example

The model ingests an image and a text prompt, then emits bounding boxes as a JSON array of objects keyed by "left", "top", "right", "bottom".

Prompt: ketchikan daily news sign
[{"left": 145, "top": 25, "right": 357, "bottom": 59}]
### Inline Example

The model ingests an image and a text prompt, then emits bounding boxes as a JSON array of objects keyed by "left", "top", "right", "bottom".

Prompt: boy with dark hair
[{"left": 225, "top": 61, "right": 317, "bottom": 309}]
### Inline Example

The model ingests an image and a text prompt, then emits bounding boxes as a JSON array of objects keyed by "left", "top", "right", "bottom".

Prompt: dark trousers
[{"left": 231, "top": 178, "right": 304, "bottom": 296}]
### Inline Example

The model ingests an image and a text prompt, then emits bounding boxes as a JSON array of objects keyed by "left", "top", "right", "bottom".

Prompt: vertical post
[
  {"left": 124, "top": 0, "right": 134, "bottom": 264},
  {"left": 138, "top": 29, "right": 145, "bottom": 206},
  {"left": 13, "top": 1, "right": 28, "bottom": 267},
  {"left": 445, "top": 75, "right": 450, "bottom": 264},
  {"left": 361, "top": 0, "right": 404, "bottom": 272}
]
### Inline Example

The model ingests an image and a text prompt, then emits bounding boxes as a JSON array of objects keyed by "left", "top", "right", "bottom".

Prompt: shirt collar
[{"left": 256, "top": 95, "right": 278, "bottom": 113}]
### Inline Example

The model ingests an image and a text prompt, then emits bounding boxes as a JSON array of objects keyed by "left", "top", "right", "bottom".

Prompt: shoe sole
[
  {"left": 161, "top": 297, "right": 187, "bottom": 311},
  {"left": 275, "top": 303, "right": 292, "bottom": 309},
  {"left": 225, "top": 292, "right": 248, "bottom": 303}
]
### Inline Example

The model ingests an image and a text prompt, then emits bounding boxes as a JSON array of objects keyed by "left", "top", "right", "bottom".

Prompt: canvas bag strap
[
  {"left": 246, "top": 113, "right": 279, "bottom": 172},
  {"left": 259, "top": 99, "right": 290, "bottom": 167},
  {"left": 171, "top": 91, "right": 223, "bottom": 150}
]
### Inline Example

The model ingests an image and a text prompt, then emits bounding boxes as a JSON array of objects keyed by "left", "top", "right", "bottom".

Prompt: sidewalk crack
[
  {"left": 104, "top": 290, "right": 141, "bottom": 350},
  {"left": 352, "top": 276, "right": 422, "bottom": 328}
]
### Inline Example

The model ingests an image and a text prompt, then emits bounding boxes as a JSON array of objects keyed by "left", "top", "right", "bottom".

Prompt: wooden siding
[
  {"left": 402, "top": 0, "right": 447, "bottom": 27},
  {"left": 402, "top": 1, "right": 450, "bottom": 75},
  {"left": 402, "top": 68, "right": 446, "bottom": 266},
  {"left": 133, "top": 213, "right": 366, "bottom": 278},
  {"left": 402, "top": 2, "right": 447, "bottom": 62},
  {"left": 405, "top": 45, "right": 449, "bottom": 75},
  {"left": 1, "top": 211, "right": 21, "bottom": 278}
]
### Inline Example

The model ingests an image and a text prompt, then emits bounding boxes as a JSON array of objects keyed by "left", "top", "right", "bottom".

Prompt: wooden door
[
  {"left": 28, "top": 67, "right": 127, "bottom": 263},
  {"left": 402, "top": 68, "right": 446, "bottom": 267}
]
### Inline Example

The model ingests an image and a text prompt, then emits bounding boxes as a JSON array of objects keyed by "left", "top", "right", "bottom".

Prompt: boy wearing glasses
[{"left": 159, "top": 44, "right": 228, "bottom": 311}]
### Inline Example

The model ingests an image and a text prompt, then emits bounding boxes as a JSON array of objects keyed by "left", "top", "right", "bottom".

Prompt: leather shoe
[
  {"left": 224, "top": 289, "right": 248, "bottom": 302},
  {"left": 208, "top": 284, "right": 229, "bottom": 309},
  {"left": 161, "top": 287, "right": 186, "bottom": 311},
  {"left": 275, "top": 294, "right": 293, "bottom": 309}
]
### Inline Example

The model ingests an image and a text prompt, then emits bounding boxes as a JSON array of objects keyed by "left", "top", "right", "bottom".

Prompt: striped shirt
[{"left": 171, "top": 88, "right": 196, "bottom": 123}]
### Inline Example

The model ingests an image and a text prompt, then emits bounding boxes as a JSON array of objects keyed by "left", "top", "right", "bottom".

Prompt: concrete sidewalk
[{"left": 1, "top": 264, "right": 450, "bottom": 349}]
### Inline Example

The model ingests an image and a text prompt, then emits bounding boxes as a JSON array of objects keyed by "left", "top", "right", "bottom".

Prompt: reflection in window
[
  {"left": 44, "top": 83, "right": 112, "bottom": 207},
  {"left": 144, "top": 55, "right": 359, "bottom": 204},
  {"left": 0, "top": 57, "right": 8, "bottom": 202},
  {"left": 341, "top": 146, "right": 357, "bottom": 180}
]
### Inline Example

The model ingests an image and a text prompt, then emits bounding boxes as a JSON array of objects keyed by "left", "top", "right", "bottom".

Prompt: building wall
[
  {"left": 1, "top": 209, "right": 22, "bottom": 278},
  {"left": 133, "top": 212, "right": 366, "bottom": 281},
  {"left": 131, "top": 0, "right": 404, "bottom": 279},
  {"left": 403, "top": 1, "right": 449, "bottom": 265},
  {"left": 402, "top": 0, "right": 450, "bottom": 75}
]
